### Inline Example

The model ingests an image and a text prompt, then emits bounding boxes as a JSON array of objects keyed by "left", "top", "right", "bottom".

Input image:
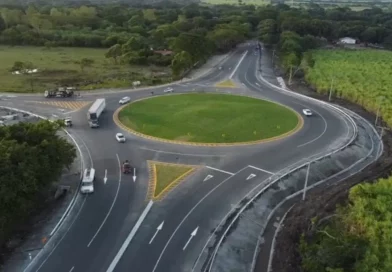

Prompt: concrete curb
[
  {"left": 113, "top": 93, "right": 304, "bottom": 147},
  {"left": 146, "top": 160, "right": 199, "bottom": 201}
]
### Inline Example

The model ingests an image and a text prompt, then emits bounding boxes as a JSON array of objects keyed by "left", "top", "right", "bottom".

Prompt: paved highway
[{"left": 0, "top": 43, "right": 353, "bottom": 272}]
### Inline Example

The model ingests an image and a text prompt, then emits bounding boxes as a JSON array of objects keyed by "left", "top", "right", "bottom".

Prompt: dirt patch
[{"left": 268, "top": 75, "right": 392, "bottom": 272}]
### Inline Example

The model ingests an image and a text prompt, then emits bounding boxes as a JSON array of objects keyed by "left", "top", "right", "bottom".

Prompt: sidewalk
[{"left": 1, "top": 130, "right": 82, "bottom": 272}]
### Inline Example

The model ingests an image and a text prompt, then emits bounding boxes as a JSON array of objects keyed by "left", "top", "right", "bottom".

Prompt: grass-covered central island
[{"left": 118, "top": 93, "right": 301, "bottom": 144}]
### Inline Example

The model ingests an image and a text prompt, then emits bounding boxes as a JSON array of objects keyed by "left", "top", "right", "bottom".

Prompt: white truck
[{"left": 87, "top": 98, "right": 106, "bottom": 128}]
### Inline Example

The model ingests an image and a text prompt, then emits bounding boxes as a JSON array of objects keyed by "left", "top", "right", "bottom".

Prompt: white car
[
  {"left": 302, "top": 109, "right": 313, "bottom": 116},
  {"left": 119, "top": 96, "right": 131, "bottom": 104},
  {"left": 164, "top": 87, "right": 174, "bottom": 93},
  {"left": 116, "top": 133, "right": 126, "bottom": 143},
  {"left": 80, "top": 168, "right": 95, "bottom": 194}
]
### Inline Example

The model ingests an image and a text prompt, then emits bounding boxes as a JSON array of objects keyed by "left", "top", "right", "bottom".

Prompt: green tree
[
  {"left": 105, "top": 44, "right": 122, "bottom": 64},
  {"left": 257, "top": 19, "right": 278, "bottom": 46},
  {"left": 171, "top": 51, "right": 192, "bottom": 78}
]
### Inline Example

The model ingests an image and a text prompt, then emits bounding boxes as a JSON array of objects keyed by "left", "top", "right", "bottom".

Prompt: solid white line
[
  {"left": 72, "top": 132, "right": 94, "bottom": 168},
  {"left": 87, "top": 154, "right": 122, "bottom": 247},
  {"left": 106, "top": 200, "right": 154, "bottom": 272},
  {"left": 296, "top": 103, "right": 328, "bottom": 148},
  {"left": 248, "top": 165, "right": 274, "bottom": 175},
  {"left": 151, "top": 166, "right": 248, "bottom": 272},
  {"left": 69, "top": 267, "right": 75, "bottom": 272},
  {"left": 35, "top": 197, "right": 87, "bottom": 272},
  {"left": 267, "top": 205, "right": 295, "bottom": 272},
  {"left": 205, "top": 166, "right": 234, "bottom": 175},
  {"left": 139, "top": 147, "right": 223, "bottom": 157},
  {"left": 229, "top": 51, "right": 248, "bottom": 79}
]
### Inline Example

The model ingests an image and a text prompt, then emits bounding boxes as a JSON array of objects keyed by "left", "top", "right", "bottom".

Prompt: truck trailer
[
  {"left": 44, "top": 87, "right": 75, "bottom": 98},
  {"left": 87, "top": 98, "right": 106, "bottom": 128}
]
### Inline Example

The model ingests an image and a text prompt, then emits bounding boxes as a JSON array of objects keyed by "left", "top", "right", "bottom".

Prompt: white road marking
[
  {"left": 149, "top": 221, "right": 164, "bottom": 245},
  {"left": 246, "top": 173, "right": 256, "bottom": 180},
  {"left": 69, "top": 267, "right": 75, "bottom": 272},
  {"left": 106, "top": 200, "right": 154, "bottom": 272},
  {"left": 206, "top": 166, "right": 234, "bottom": 175},
  {"left": 203, "top": 174, "right": 213, "bottom": 182},
  {"left": 248, "top": 165, "right": 274, "bottom": 175},
  {"left": 139, "top": 147, "right": 223, "bottom": 157},
  {"left": 151, "top": 166, "right": 249, "bottom": 272},
  {"left": 87, "top": 154, "right": 122, "bottom": 247},
  {"left": 295, "top": 103, "right": 328, "bottom": 148},
  {"left": 34, "top": 197, "right": 87, "bottom": 272},
  {"left": 183, "top": 227, "right": 199, "bottom": 251},
  {"left": 229, "top": 50, "right": 248, "bottom": 79}
]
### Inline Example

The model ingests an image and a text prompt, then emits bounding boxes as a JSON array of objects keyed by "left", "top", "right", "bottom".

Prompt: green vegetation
[
  {"left": 118, "top": 93, "right": 299, "bottom": 143},
  {"left": 0, "top": 120, "right": 76, "bottom": 253},
  {"left": 306, "top": 49, "right": 392, "bottom": 127},
  {"left": 201, "top": 0, "right": 270, "bottom": 5},
  {"left": 154, "top": 164, "right": 194, "bottom": 199},
  {"left": 0, "top": 3, "right": 255, "bottom": 92},
  {"left": 300, "top": 178, "right": 392, "bottom": 272},
  {"left": 0, "top": 46, "right": 170, "bottom": 92}
]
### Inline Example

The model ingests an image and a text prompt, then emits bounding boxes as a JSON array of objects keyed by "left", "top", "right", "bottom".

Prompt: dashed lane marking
[{"left": 27, "top": 101, "right": 92, "bottom": 111}]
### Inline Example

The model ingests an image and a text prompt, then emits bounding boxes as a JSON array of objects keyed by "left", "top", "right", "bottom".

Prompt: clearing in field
[
  {"left": 306, "top": 49, "right": 392, "bottom": 127},
  {"left": 0, "top": 46, "right": 170, "bottom": 93},
  {"left": 214, "top": 79, "right": 237, "bottom": 88},
  {"left": 147, "top": 161, "right": 197, "bottom": 200},
  {"left": 118, "top": 93, "right": 301, "bottom": 144}
]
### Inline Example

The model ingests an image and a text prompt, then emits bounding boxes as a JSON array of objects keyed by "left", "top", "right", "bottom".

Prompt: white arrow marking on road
[
  {"left": 255, "top": 83, "right": 260, "bottom": 86},
  {"left": 104, "top": 169, "right": 108, "bottom": 184},
  {"left": 149, "top": 221, "right": 164, "bottom": 244},
  {"left": 28, "top": 253, "right": 32, "bottom": 260},
  {"left": 203, "top": 174, "right": 213, "bottom": 182},
  {"left": 133, "top": 168, "right": 136, "bottom": 182},
  {"left": 246, "top": 173, "right": 256, "bottom": 180},
  {"left": 183, "top": 227, "right": 199, "bottom": 251}
]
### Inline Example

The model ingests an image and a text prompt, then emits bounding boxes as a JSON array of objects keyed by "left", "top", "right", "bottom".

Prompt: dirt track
[{"left": 269, "top": 80, "right": 392, "bottom": 272}]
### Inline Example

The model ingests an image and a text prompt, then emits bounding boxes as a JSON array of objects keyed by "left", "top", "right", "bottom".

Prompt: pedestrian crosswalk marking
[{"left": 27, "top": 101, "right": 92, "bottom": 111}]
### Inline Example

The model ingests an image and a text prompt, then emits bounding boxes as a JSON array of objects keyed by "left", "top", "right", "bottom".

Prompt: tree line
[{"left": 0, "top": 120, "right": 75, "bottom": 265}]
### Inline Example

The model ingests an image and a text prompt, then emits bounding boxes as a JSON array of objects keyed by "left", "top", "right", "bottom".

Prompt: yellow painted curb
[
  {"left": 146, "top": 160, "right": 199, "bottom": 201},
  {"left": 113, "top": 93, "right": 304, "bottom": 147},
  {"left": 214, "top": 79, "right": 237, "bottom": 88}
]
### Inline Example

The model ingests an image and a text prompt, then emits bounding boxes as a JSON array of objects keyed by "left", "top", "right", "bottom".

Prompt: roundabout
[{"left": 114, "top": 93, "right": 303, "bottom": 146}]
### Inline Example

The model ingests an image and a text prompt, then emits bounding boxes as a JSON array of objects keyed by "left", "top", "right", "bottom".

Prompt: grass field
[
  {"left": 306, "top": 49, "right": 392, "bottom": 127},
  {"left": 201, "top": 0, "right": 270, "bottom": 5},
  {"left": 118, "top": 93, "right": 299, "bottom": 143},
  {"left": 0, "top": 46, "right": 170, "bottom": 93},
  {"left": 154, "top": 164, "right": 195, "bottom": 199}
]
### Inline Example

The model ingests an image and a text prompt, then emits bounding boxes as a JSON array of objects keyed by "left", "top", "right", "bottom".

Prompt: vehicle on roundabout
[
  {"left": 80, "top": 168, "right": 95, "bottom": 194},
  {"left": 119, "top": 96, "right": 131, "bottom": 104},
  {"left": 116, "top": 133, "right": 126, "bottom": 143},
  {"left": 163, "top": 87, "right": 173, "bottom": 93},
  {"left": 64, "top": 117, "right": 72, "bottom": 127},
  {"left": 122, "top": 160, "right": 131, "bottom": 174},
  {"left": 302, "top": 109, "right": 313, "bottom": 116}
]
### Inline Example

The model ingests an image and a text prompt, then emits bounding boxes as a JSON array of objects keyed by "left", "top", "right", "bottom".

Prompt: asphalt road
[{"left": 0, "top": 43, "right": 353, "bottom": 272}]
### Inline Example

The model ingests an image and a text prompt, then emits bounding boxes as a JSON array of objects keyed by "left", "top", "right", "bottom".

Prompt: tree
[
  {"left": 171, "top": 51, "right": 192, "bottom": 78},
  {"left": 80, "top": 58, "right": 94, "bottom": 72},
  {"left": 105, "top": 44, "right": 122, "bottom": 64},
  {"left": 257, "top": 19, "right": 278, "bottom": 46},
  {"left": 0, "top": 121, "right": 76, "bottom": 248}
]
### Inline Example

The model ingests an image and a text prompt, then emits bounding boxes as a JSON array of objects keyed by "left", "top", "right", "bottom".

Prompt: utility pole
[
  {"left": 328, "top": 77, "right": 334, "bottom": 101},
  {"left": 302, "top": 163, "right": 311, "bottom": 201},
  {"left": 375, "top": 96, "right": 384, "bottom": 126}
]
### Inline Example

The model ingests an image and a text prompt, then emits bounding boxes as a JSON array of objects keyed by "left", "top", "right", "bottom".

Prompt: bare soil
[{"left": 269, "top": 78, "right": 392, "bottom": 272}]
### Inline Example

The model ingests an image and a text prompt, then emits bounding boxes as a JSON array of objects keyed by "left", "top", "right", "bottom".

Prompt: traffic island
[
  {"left": 114, "top": 93, "right": 303, "bottom": 146},
  {"left": 214, "top": 79, "right": 237, "bottom": 88},
  {"left": 147, "top": 161, "right": 198, "bottom": 201}
]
